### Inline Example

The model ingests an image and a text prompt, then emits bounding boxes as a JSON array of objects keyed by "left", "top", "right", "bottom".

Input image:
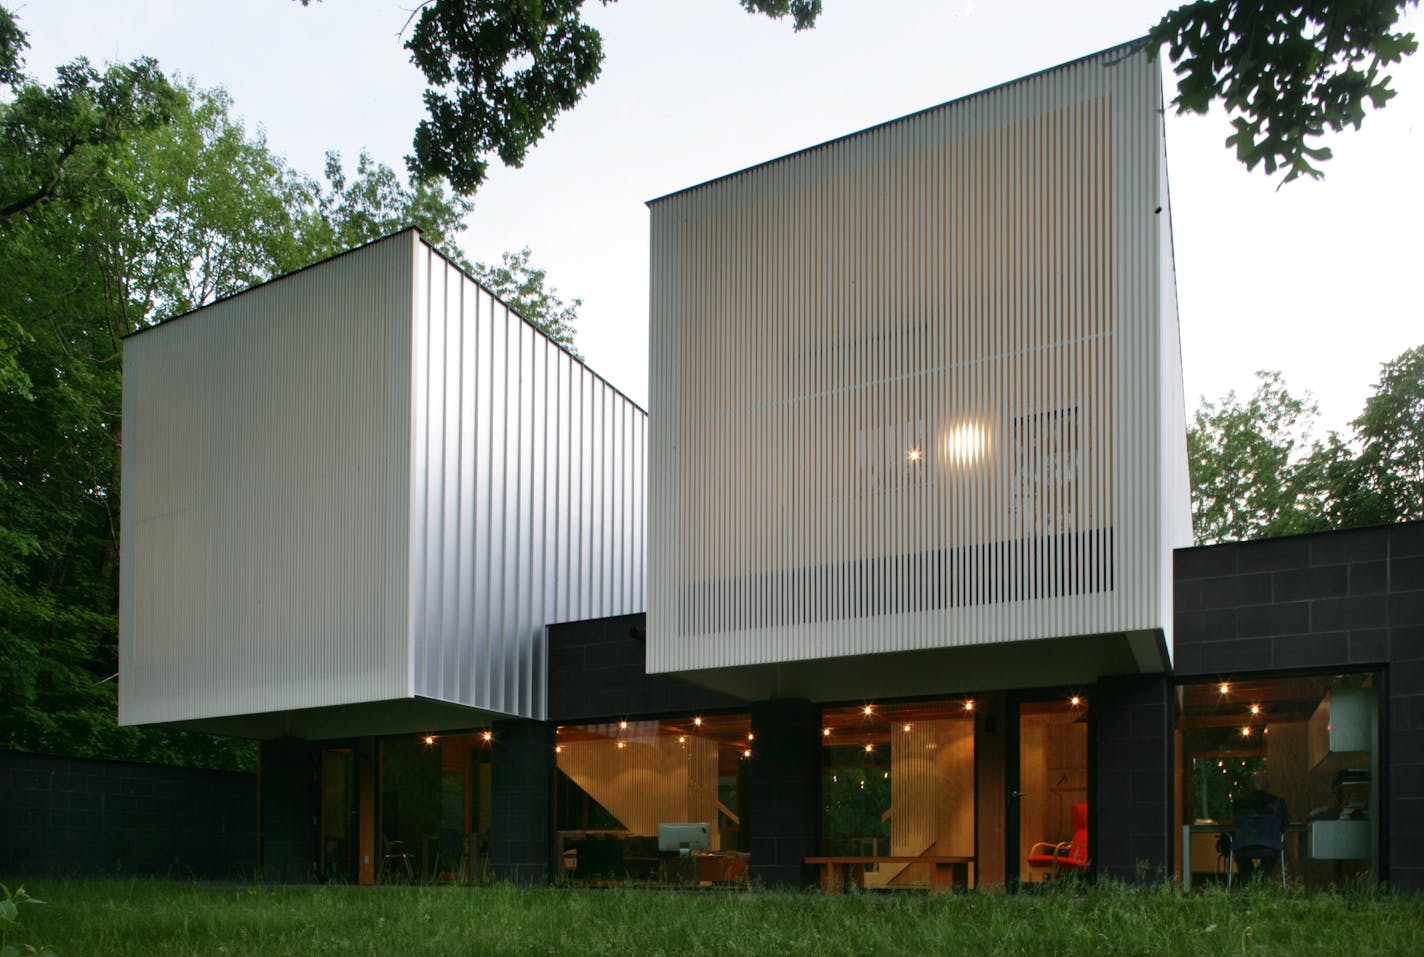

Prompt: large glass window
[
  {"left": 1175, "top": 674, "right": 1379, "bottom": 890},
  {"left": 555, "top": 713, "right": 752, "bottom": 886},
  {"left": 821, "top": 698, "right": 976, "bottom": 888}
]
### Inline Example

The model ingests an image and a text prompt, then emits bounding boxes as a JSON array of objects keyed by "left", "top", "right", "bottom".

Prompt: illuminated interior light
[
  {"left": 617, "top": 740, "right": 627, "bottom": 749},
  {"left": 1240, "top": 726, "right": 1251, "bottom": 737},
  {"left": 555, "top": 745, "right": 563, "bottom": 754},
  {"left": 864, "top": 743, "right": 874, "bottom": 753},
  {"left": 903, "top": 723, "right": 912, "bottom": 733},
  {"left": 1219, "top": 683, "right": 1230, "bottom": 695},
  {"left": 823, "top": 728, "right": 832, "bottom": 737},
  {"left": 693, "top": 717, "right": 703, "bottom": 727},
  {"left": 942, "top": 422, "right": 986, "bottom": 465},
  {"left": 883, "top": 772, "right": 889, "bottom": 779},
  {"left": 964, "top": 700, "right": 975, "bottom": 712},
  {"left": 863, "top": 705, "right": 874, "bottom": 716},
  {"left": 678, "top": 735, "right": 686, "bottom": 744},
  {"left": 747, "top": 732, "right": 754, "bottom": 741},
  {"left": 619, "top": 720, "right": 628, "bottom": 730},
  {"left": 481, "top": 730, "right": 493, "bottom": 742},
  {"left": 1250, "top": 704, "right": 1261, "bottom": 715},
  {"left": 743, "top": 748, "right": 752, "bottom": 758},
  {"left": 423, "top": 735, "right": 435, "bottom": 746},
  {"left": 1070, "top": 696, "right": 1081, "bottom": 707},
  {"left": 907, "top": 447, "right": 922, "bottom": 463}
]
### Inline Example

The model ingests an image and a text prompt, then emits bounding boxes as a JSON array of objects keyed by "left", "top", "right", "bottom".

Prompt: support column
[
  {"left": 257, "top": 738, "right": 318, "bottom": 883},
  {"left": 488, "top": 719, "right": 555, "bottom": 883},
  {"left": 1094, "top": 675, "right": 1172, "bottom": 881},
  {"left": 749, "top": 698, "right": 821, "bottom": 888}
]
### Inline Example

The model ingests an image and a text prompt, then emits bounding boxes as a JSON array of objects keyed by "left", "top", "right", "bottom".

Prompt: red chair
[{"left": 1027, "top": 803, "right": 1089, "bottom": 879}]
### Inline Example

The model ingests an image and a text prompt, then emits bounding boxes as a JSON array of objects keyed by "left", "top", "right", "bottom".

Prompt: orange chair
[{"left": 1027, "top": 803, "right": 1089, "bottom": 878}]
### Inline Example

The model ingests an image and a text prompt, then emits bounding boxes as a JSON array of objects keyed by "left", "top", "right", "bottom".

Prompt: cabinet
[
  {"left": 1311, "top": 820, "right": 1371, "bottom": 860},
  {"left": 1308, "top": 689, "right": 1372, "bottom": 769}
]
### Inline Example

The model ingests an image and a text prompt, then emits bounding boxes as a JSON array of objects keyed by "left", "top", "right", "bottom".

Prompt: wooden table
[{"left": 806, "top": 856, "right": 973, "bottom": 893}]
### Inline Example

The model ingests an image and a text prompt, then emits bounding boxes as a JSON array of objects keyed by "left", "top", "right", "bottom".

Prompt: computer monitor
[{"left": 657, "top": 822, "right": 711, "bottom": 853}]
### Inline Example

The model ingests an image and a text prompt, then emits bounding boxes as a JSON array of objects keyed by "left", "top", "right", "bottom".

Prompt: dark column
[
  {"left": 1093, "top": 675, "right": 1172, "bottom": 881},
  {"left": 749, "top": 698, "right": 821, "bottom": 888},
  {"left": 258, "top": 738, "right": 318, "bottom": 882},
  {"left": 488, "top": 719, "right": 555, "bottom": 883}
]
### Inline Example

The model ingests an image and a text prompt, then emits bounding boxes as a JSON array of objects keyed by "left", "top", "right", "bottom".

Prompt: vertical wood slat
[{"left": 647, "top": 46, "right": 1186, "bottom": 676}]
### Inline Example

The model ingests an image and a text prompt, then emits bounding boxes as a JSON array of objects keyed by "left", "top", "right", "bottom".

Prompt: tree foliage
[
  {"left": 300, "top": 0, "right": 822, "bottom": 193},
  {"left": 470, "top": 247, "right": 582, "bottom": 355},
  {"left": 1146, "top": 0, "right": 1419, "bottom": 182},
  {"left": 1188, "top": 349, "right": 1424, "bottom": 545},
  {"left": 0, "top": 11, "right": 476, "bottom": 769}
]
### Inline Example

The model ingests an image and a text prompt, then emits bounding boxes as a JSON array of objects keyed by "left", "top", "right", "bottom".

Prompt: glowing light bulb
[
  {"left": 863, "top": 705, "right": 874, "bottom": 716},
  {"left": 617, "top": 740, "right": 627, "bottom": 749},
  {"left": 693, "top": 717, "right": 703, "bottom": 727},
  {"left": 481, "top": 730, "right": 493, "bottom": 742},
  {"left": 1240, "top": 726, "right": 1251, "bottom": 737},
  {"left": 1070, "top": 696, "right": 1081, "bottom": 707},
  {"left": 744, "top": 748, "right": 752, "bottom": 758},
  {"left": 823, "top": 728, "right": 832, "bottom": 737},
  {"left": 864, "top": 743, "right": 874, "bottom": 753},
  {"left": 423, "top": 735, "right": 435, "bottom": 746},
  {"left": 555, "top": 745, "right": 563, "bottom": 754},
  {"left": 619, "top": 720, "right": 628, "bottom": 730},
  {"left": 907, "top": 448, "right": 922, "bottom": 463},
  {"left": 1250, "top": 704, "right": 1261, "bottom": 715},
  {"left": 903, "top": 723, "right": 912, "bottom": 733},
  {"left": 964, "top": 700, "right": 975, "bottom": 712},
  {"left": 678, "top": 735, "right": 686, "bottom": 744},
  {"left": 943, "top": 423, "right": 986, "bottom": 465},
  {"left": 747, "top": 732, "right": 755, "bottom": 741},
  {"left": 1219, "top": 683, "right": 1230, "bottom": 695}
]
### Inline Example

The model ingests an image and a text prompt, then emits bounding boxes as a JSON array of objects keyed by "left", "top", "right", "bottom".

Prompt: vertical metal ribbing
[{"left": 646, "top": 47, "right": 1182, "bottom": 677}]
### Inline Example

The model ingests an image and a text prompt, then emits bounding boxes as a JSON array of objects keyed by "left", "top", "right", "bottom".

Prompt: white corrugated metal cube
[
  {"left": 647, "top": 46, "right": 1192, "bottom": 681},
  {"left": 120, "top": 230, "right": 645, "bottom": 732}
]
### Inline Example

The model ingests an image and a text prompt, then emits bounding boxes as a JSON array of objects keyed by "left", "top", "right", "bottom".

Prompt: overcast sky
[{"left": 13, "top": 0, "right": 1423, "bottom": 435}]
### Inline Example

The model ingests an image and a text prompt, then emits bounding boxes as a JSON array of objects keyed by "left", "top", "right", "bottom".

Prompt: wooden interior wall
[
  {"left": 557, "top": 736, "right": 719, "bottom": 845},
  {"left": 875, "top": 719, "right": 975, "bottom": 887}
]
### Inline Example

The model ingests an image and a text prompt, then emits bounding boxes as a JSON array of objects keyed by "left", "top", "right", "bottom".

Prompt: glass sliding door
[{"left": 1010, "top": 694, "right": 1090, "bottom": 885}]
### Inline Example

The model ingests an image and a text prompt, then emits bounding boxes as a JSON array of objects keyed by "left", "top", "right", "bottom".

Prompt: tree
[
  {"left": 299, "top": 0, "right": 822, "bottom": 193},
  {"left": 470, "top": 247, "right": 582, "bottom": 355},
  {"left": 1350, "top": 345, "right": 1424, "bottom": 522},
  {"left": 0, "top": 16, "right": 476, "bottom": 769},
  {"left": 298, "top": 0, "right": 1415, "bottom": 194},
  {"left": 1145, "top": 0, "right": 1420, "bottom": 183},
  {"left": 1187, "top": 371, "right": 1335, "bottom": 544}
]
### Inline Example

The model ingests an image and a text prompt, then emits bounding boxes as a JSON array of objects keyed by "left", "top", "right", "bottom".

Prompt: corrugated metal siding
[
  {"left": 119, "top": 233, "right": 414, "bottom": 726},
  {"left": 409, "top": 241, "right": 646, "bottom": 720},
  {"left": 648, "top": 48, "right": 1180, "bottom": 674}
]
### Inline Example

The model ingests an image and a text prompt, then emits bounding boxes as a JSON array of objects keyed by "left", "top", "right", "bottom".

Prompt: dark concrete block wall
[
  {"left": 749, "top": 698, "right": 821, "bottom": 888},
  {"left": 547, "top": 613, "right": 745, "bottom": 722},
  {"left": 488, "top": 719, "right": 555, "bottom": 882},
  {"left": 1093, "top": 676, "right": 1172, "bottom": 881},
  {"left": 0, "top": 751, "right": 255, "bottom": 878},
  {"left": 1175, "top": 520, "right": 1424, "bottom": 891}
]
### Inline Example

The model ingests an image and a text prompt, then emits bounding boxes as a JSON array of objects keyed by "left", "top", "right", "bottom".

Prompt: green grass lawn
[{"left": 6, "top": 879, "right": 1422, "bottom": 957}]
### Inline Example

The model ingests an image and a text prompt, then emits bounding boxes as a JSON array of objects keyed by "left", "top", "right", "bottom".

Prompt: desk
[
  {"left": 1181, "top": 823, "right": 1307, "bottom": 892},
  {"left": 805, "top": 856, "right": 973, "bottom": 893}
]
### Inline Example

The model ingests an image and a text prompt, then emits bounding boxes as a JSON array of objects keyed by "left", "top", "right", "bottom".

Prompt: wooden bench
[{"left": 805, "top": 856, "right": 973, "bottom": 893}]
